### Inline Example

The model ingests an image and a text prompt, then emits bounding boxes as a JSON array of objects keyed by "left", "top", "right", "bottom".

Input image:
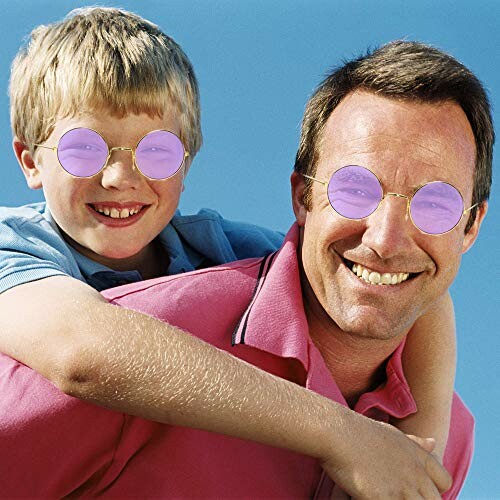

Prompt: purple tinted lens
[
  {"left": 410, "top": 182, "right": 464, "bottom": 234},
  {"left": 136, "top": 131, "right": 185, "bottom": 180},
  {"left": 58, "top": 128, "right": 108, "bottom": 177},
  {"left": 327, "top": 166, "right": 383, "bottom": 219}
]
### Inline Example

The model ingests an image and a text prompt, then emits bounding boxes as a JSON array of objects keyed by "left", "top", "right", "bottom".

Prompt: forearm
[
  {"left": 0, "top": 277, "right": 350, "bottom": 462},
  {"left": 394, "top": 292, "right": 456, "bottom": 461},
  {"left": 66, "top": 300, "right": 354, "bottom": 461}
]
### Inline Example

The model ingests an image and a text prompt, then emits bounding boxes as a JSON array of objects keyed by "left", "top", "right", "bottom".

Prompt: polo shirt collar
[{"left": 232, "top": 223, "right": 417, "bottom": 419}]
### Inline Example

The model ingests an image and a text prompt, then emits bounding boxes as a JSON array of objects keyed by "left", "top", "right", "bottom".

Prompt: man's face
[
  {"left": 292, "top": 90, "right": 486, "bottom": 341},
  {"left": 17, "top": 111, "right": 188, "bottom": 268}
]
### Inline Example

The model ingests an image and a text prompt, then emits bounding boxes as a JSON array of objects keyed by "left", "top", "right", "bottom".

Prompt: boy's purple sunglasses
[
  {"left": 303, "top": 165, "right": 477, "bottom": 235},
  {"left": 35, "top": 127, "right": 189, "bottom": 180}
]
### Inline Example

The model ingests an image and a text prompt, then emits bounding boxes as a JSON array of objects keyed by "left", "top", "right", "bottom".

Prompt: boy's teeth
[
  {"left": 94, "top": 205, "right": 142, "bottom": 218},
  {"left": 351, "top": 263, "right": 410, "bottom": 285}
]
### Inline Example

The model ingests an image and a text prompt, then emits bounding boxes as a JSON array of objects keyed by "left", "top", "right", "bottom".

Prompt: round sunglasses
[
  {"left": 303, "top": 165, "right": 477, "bottom": 235},
  {"left": 35, "top": 127, "right": 190, "bottom": 180}
]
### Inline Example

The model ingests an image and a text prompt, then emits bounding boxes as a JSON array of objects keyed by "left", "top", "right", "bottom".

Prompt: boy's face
[{"left": 17, "top": 111, "right": 188, "bottom": 269}]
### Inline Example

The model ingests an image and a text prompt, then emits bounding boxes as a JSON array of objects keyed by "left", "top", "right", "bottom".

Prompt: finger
[
  {"left": 419, "top": 481, "right": 443, "bottom": 500},
  {"left": 406, "top": 434, "right": 436, "bottom": 453},
  {"left": 425, "top": 454, "right": 453, "bottom": 493}
]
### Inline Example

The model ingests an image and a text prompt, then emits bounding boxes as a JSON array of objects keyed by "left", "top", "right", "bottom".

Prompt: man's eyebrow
[
  {"left": 415, "top": 182, "right": 459, "bottom": 198},
  {"left": 336, "top": 169, "right": 374, "bottom": 183}
]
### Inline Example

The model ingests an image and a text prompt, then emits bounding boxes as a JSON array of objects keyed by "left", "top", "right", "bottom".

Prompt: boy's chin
[
  {"left": 91, "top": 244, "right": 146, "bottom": 261},
  {"left": 72, "top": 237, "right": 149, "bottom": 263}
]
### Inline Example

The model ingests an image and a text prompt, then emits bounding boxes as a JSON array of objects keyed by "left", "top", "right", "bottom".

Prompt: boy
[{"left": 0, "top": 7, "right": 457, "bottom": 496}]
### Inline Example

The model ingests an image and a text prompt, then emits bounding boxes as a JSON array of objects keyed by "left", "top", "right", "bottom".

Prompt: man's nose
[
  {"left": 100, "top": 148, "right": 142, "bottom": 190},
  {"left": 361, "top": 194, "right": 415, "bottom": 260}
]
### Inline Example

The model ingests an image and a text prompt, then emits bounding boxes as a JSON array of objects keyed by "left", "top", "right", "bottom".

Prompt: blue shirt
[{"left": 0, "top": 202, "right": 283, "bottom": 293}]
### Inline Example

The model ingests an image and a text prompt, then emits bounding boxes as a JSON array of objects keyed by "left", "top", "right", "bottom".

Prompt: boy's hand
[{"left": 320, "top": 414, "right": 452, "bottom": 499}]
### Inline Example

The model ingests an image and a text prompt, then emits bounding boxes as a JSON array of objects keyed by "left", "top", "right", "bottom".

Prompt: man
[{"left": 0, "top": 41, "right": 491, "bottom": 498}]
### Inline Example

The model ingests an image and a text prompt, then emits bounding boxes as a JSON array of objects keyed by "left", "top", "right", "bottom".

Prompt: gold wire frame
[
  {"left": 34, "top": 128, "right": 190, "bottom": 181},
  {"left": 302, "top": 166, "right": 478, "bottom": 235}
]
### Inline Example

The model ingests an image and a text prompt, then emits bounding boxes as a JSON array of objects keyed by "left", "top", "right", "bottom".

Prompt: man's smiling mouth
[{"left": 343, "top": 258, "right": 417, "bottom": 286}]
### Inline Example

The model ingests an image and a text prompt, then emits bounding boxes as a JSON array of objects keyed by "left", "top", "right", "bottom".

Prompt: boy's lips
[
  {"left": 88, "top": 201, "right": 149, "bottom": 209},
  {"left": 86, "top": 203, "right": 150, "bottom": 227}
]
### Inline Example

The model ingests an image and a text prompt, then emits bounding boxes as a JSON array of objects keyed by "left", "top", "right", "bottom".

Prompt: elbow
[{"left": 51, "top": 341, "right": 104, "bottom": 399}]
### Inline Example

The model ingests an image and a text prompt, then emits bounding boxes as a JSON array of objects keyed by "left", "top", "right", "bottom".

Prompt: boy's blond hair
[{"left": 10, "top": 7, "right": 202, "bottom": 156}]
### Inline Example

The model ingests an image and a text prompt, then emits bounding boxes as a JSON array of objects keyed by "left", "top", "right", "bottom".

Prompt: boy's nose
[{"left": 100, "top": 148, "right": 142, "bottom": 189}]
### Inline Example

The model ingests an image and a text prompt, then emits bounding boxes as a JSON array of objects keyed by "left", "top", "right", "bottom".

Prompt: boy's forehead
[{"left": 51, "top": 107, "right": 184, "bottom": 139}]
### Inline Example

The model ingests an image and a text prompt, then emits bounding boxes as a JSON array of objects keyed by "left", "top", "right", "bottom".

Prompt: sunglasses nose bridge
[
  {"left": 381, "top": 192, "right": 411, "bottom": 218},
  {"left": 107, "top": 146, "right": 138, "bottom": 171}
]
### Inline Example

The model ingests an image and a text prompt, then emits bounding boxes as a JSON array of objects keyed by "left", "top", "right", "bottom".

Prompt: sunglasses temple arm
[
  {"left": 464, "top": 202, "right": 479, "bottom": 214},
  {"left": 302, "top": 174, "right": 328, "bottom": 187}
]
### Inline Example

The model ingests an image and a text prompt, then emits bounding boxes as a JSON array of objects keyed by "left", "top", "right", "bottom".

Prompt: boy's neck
[
  {"left": 138, "top": 240, "right": 170, "bottom": 279},
  {"left": 100, "top": 240, "right": 169, "bottom": 279},
  {"left": 63, "top": 232, "right": 169, "bottom": 279}
]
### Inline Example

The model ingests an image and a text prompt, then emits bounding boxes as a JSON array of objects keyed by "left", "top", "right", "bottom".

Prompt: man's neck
[{"left": 302, "top": 279, "right": 404, "bottom": 408}]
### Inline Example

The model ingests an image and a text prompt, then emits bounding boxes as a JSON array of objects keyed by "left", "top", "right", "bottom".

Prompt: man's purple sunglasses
[
  {"left": 35, "top": 127, "right": 190, "bottom": 180},
  {"left": 303, "top": 165, "right": 477, "bottom": 235}
]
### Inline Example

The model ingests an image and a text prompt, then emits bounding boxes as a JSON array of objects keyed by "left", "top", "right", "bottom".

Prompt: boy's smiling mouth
[
  {"left": 91, "top": 204, "right": 146, "bottom": 219},
  {"left": 87, "top": 202, "right": 149, "bottom": 223}
]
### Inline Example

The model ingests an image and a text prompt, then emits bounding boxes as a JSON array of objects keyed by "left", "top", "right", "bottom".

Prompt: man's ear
[
  {"left": 462, "top": 201, "right": 488, "bottom": 254},
  {"left": 13, "top": 138, "right": 43, "bottom": 190},
  {"left": 291, "top": 171, "right": 308, "bottom": 226}
]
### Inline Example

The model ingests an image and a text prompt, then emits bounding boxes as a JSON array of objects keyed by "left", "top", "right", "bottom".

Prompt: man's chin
[{"left": 332, "top": 304, "right": 412, "bottom": 342}]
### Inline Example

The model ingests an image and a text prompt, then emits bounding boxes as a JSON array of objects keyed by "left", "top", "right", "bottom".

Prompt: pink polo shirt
[{"left": 0, "top": 224, "right": 473, "bottom": 498}]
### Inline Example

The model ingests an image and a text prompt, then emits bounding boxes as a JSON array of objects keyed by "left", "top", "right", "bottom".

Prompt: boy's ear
[{"left": 13, "top": 138, "right": 43, "bottom": 190}]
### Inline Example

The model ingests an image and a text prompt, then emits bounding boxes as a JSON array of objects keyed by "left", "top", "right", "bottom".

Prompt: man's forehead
[{"left": 316, "top": 90, "right": 476, "bottom": 184}]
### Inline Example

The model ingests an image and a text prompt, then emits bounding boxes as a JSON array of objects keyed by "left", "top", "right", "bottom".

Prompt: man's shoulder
[
  {"left": 102, "top": 257, "right": 266, "bottom": 345},
  {"left": 104, "top": 256, "right": 263, "bottom": 304}
]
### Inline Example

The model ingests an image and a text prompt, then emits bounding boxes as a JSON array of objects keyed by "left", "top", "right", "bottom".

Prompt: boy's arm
[
  {"left": 392, "top": 292, "right": 456, "bottom": 462},
  {"left": 0, "top": 275, "right": 451, "bottom": 497}
]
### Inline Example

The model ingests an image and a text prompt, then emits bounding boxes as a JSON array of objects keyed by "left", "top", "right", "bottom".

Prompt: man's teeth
[
  {"left": 351, "top": 263, "right": 410, "bottom": 285},
  {"left": 93, "top": 205, "right": 143, "bottom": 219}
]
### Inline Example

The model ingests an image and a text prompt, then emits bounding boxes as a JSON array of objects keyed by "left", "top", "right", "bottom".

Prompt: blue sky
[{"left": 1, "top": 0, "right": 499, "bottom": 497}]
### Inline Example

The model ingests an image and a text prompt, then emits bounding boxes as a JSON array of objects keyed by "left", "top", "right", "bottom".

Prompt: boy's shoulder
[
  {"left": 0, "top": 202, "right": 49, "bottom": 227},
  {"left": 0, "top": 202, "right": 82, "bottom": 294},
  {"left": 171, "top": 209, "right": 285, "bottom": 263},
  {"left": 0, "top": 201, "right": 65, "bottom": 247}
]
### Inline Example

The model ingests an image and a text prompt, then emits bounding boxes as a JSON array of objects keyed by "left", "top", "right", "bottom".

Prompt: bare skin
[{"left": 0, "top": 275, "right": 451, "bottom": 497}]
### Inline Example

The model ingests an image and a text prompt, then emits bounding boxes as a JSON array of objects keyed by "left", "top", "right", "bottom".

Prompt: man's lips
[{"left": 342, "top": 257, "right": 422, "bottom": 286}]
